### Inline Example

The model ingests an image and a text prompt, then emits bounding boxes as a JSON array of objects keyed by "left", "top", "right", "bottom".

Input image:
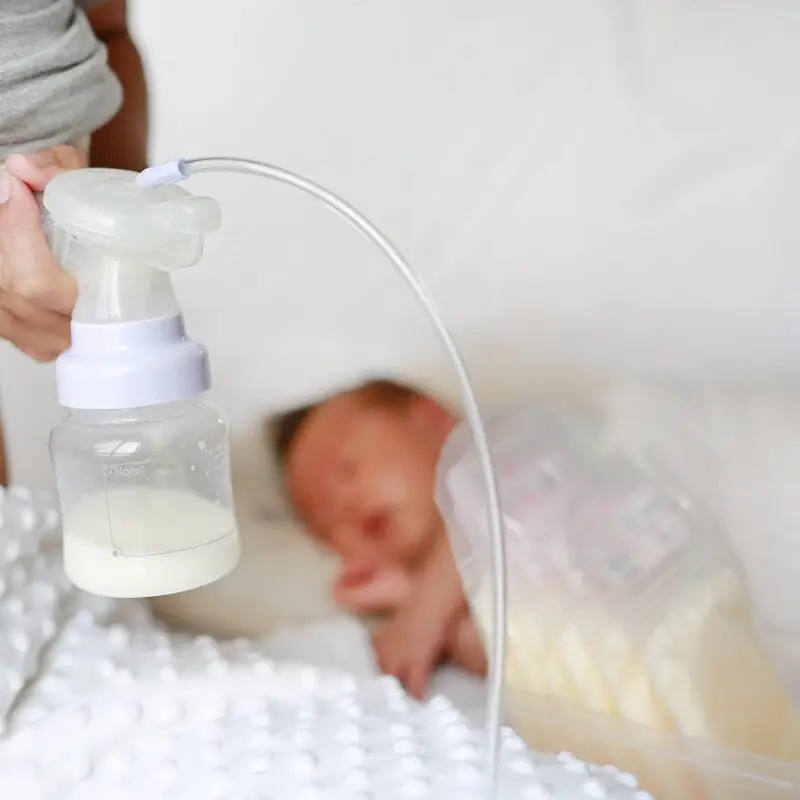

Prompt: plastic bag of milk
[{"left": 436, "top": 405, "right": 800, "bottom": 799}]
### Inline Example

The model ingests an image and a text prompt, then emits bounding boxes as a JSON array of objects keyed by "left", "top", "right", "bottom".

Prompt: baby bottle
[{"left": 44, "top": 168, "right": 241, "bottom": 598}]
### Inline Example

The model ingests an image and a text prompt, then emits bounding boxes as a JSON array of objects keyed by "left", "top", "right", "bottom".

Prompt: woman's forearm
[{"left": 88, "top": 1, "right": 149, "bottom": 172}]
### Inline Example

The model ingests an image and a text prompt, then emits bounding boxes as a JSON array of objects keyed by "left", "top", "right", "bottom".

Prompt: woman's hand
[{"left": 0, "top": 145, "right": 84, "bottom": 360}]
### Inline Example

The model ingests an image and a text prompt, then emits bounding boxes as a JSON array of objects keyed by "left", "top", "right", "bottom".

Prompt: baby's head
[{"left": 271, "top": 380, "right": 455, "bottom": 605}]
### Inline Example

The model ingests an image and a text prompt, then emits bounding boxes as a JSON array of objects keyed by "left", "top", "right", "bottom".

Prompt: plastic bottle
[{"left": 44, "top": 168, "right": 241, "bottom": 598}]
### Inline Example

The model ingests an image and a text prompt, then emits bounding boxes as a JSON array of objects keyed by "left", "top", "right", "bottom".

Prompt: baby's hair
[
  {"left": 271, "top": 403, "right": 317, "bottom": 465},
  {"left": 268, "top": 378, "right": 421, "bottom": 466}
]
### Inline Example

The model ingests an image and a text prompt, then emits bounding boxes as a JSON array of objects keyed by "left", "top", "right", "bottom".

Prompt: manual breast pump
[
  {"left": 44, "top": 156, "right": 509, "bottom": 795},
  {"left": 44, "top": 168, "right": 239, "bottom": 600}
]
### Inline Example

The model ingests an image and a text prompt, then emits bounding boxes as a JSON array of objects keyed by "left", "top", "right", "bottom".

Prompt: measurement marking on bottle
[{"left": 103, "top": 462, "right": 146, "bottom": 479}]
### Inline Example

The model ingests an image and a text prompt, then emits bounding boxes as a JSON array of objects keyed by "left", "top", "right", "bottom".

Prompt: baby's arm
[
  {"left": 413, "top": 532, "right": 467, "bottom": 623},
  {"left": 372, "top": 534, "right": 468, "bottom": 697},
  {"left": 334, "top": 536, "right": 483, "bottom": 693},
  {"left": 445, "top": 612, "right": 487, "bottom": 677}
]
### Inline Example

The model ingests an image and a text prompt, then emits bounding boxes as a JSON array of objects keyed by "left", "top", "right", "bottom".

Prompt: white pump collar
[{"left": 56, "top": 315, "right": 211, "bottom": 410}]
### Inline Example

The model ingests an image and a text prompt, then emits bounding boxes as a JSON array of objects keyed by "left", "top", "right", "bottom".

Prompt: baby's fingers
[
  {"left": 335, "top": 563, "right": 411, "bottom": 613},
  {"left": 402, "top": 665, "right": 424, "bottom": 700}
]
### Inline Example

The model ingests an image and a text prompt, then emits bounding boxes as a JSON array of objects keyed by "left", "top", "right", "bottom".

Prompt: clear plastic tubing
[{"left": 137, "top": 156, "right": 508, "bottom": 796}]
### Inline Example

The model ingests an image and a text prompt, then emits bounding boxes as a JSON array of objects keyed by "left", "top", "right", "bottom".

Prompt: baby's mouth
[{"left": 362, "top": 510, "right": 392, "bottom": 540}]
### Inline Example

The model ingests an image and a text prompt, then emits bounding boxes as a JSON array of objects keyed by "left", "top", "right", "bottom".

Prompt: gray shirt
[{"left": 0, "top": 0, "right": 123, "bottom": 156}]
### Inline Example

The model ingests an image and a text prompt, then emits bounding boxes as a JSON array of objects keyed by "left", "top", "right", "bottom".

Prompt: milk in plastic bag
[{"left": 436, "top": 406, "right": 800, "bottom": 798}]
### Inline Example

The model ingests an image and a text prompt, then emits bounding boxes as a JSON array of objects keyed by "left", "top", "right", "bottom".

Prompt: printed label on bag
[
  {"left": 562, "top": 480, "right": 694, "bottom": 597},
  {"left": 601, "top": 486, "right": 691, "bottom": 589}
]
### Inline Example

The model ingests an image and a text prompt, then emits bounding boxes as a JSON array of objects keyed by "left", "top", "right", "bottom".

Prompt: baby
[{"left": 271, "top": 379, "right": 486, "bottom": 698}]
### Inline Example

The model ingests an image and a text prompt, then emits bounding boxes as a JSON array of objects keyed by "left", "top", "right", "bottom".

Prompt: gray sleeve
[{"left": 0, "top": 1, "right": 123, "bottom": 155}]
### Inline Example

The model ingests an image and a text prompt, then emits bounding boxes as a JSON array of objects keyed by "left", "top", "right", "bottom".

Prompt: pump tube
[{"left": 138, "top": 156, "right": 508, "bottom": 798}]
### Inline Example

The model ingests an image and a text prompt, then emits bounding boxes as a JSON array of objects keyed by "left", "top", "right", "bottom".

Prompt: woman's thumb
[
  {"left": 0, "top": 167, "right": 47, "bottom": 257},
  {"left": 4, "top": 145, "right": 86, "bottom": 191}
]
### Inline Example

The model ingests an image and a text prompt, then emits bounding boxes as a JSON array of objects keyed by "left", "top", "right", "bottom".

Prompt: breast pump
[
  {"left": 43, "top": 156, "right": 508, "bottom": 792},
  {"left": 45, "top": 167, "right": 237, "bottom": 600}
]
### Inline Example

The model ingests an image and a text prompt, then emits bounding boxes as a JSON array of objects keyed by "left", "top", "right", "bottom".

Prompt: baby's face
[{"left": 285, "top": 391, "right": 454, "bottom": 575}]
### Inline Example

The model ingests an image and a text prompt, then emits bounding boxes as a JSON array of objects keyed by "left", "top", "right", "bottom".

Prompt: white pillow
[{"left": 148, "top": 437, "right": 342, "bottom": 638}]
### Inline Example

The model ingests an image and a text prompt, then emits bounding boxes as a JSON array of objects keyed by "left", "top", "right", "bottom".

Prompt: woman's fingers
[
  {"left": 0, "top": 288, "right": 72, "bottom": 354},
  {"left": 4, "top": 145, "right": 87, "bottom": 191},
  {"left": 0, "top": 169, "right": 77, "bottom": 316},
  {"left": 0, "top": 148, "right": 81, "bottom": 359},
  {"left": 0, "top": 145, "right": 85, "bottom": 359},
  {"left": 0, "top": 303, "right": 70, "bottom": 361}
]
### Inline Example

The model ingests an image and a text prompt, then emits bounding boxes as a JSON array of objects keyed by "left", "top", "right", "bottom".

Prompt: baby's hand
[
  {"left": 334, "top": 557, "right": 412, "bottom": 614},
  {"left": 373, "top": 530, "right": 469, "bottom": 697},
  {"left": 372, "top": 599, "right": 449, "bottom": 699}
]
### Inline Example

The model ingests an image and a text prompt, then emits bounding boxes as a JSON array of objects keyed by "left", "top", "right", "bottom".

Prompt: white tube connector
[{"left": 136, "top": 159, "right": 190, "bottom": 188}]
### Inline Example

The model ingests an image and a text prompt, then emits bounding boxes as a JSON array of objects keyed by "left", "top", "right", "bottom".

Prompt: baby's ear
[{"left": 408, "top": 394, "right": 454, "bottom": 439}]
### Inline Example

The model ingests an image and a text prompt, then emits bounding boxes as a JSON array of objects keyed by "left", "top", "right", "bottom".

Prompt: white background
[{"left": 2, "top": 0, "right": 800, "bottom": 488}]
